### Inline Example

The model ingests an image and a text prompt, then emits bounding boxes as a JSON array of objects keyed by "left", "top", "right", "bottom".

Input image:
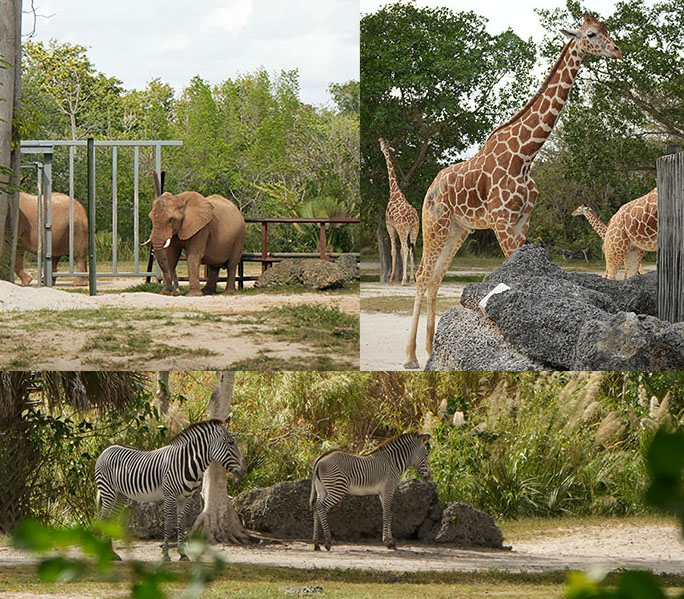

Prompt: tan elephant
[
  {"left": 17, "top": 192, "right": 89, "bottom": 286},
  {"left": 149, "top": 191, "right": 246, "bottom": 296}
]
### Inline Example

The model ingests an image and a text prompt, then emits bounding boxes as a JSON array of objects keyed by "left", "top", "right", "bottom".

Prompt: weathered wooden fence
[{"left": 656, "top": 148, "right": 684, "bottom": 323}]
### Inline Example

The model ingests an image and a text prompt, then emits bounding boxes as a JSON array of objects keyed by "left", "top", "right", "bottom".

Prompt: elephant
[
  {"left": 16, "top": 192, "right": 88, "bottom": 286},
  {"left": 148, "top": 191, "right": 246, "bottom": 296}
]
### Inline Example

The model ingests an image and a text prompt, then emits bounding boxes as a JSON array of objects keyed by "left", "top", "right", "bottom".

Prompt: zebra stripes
[
  {"left": 309, "top": 432, "right": 431, "bottom": 550},
  {"left": 95, "top": 417, "right": 246, "bottom": 560}
]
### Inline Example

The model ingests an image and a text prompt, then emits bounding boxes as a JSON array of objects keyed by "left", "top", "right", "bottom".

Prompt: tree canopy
[{"left": 361, "top": 2, "right": 536, "bottom": 245}]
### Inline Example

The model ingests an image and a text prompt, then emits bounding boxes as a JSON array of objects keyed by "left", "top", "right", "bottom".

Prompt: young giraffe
[
  {"left": 404, "top": 13, "right": 622, "bottom": 369},
  {"left": 379, "top": 137, "right": 420, "bottom": 284},
  {"left": 602, "top": 187, "right": 658, "bottom": 280},
  {"left": 572, "top": 202, "right": 646, "bottom": 277}
]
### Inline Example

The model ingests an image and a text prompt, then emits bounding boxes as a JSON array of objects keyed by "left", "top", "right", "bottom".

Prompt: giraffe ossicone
[
  {"left": 404, "top": 13, "right": 622, "bottom": 369},
  {"left": 380, "top": 137, "right": 420, "bottom": 285}
]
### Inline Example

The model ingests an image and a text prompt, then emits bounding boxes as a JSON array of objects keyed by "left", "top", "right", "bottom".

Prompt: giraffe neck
[
  {"left": 488, "top": 40, "right": 585, "bottom": 161},
  {"left": 582, "top": 208, "right": 607, "bottom": 238},
  {"left": 381, "top": 148, "right": 402, "bottom": 200}
]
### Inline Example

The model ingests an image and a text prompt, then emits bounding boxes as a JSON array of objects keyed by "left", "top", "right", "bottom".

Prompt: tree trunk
[
  {"left": 154, "top": 371, "right": 170, "bottom": 415},
  {"left": 191, "top": 372, "right": 252, "bottom": 544},
  {"left": 0, "top": 0, "right": 21, "bottom": 282}
]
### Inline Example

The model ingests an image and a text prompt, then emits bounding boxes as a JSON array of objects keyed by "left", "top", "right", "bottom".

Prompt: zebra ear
[
  {"left": 220, "top": 414, "right": 232, "bottom": 428},
  {"left": 418, "top": 433, "right": 431, "bottom": 444}
]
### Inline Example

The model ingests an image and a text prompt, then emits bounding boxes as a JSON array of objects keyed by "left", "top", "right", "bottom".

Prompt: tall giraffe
[
  {"left": 602, "top": 187, "right": 658, "bottom": 280},
  {"left": 405, "top": 14, "right": 622, "bottom": 369},
  {"left": 573, "top": 202, "right": 645, "bottom": 276},
  {"left": 380, "top": 137, "right": 420, "bottom": 284}
]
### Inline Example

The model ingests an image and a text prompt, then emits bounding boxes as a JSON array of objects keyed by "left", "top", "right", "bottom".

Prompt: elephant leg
[
  {"left": 51, "top": 256, "right": 60, "bottom": 285},
  {"left": 202, "top": 265, "right": 219, "bottom": 295},
  {"left": 186, "top": 251, "right": 202, "bottom": 297},
  {"left": 73, "top": 256, "right": 88, "bottom": 287},
  {"left": 14, "top": 245, "right": 32, "bottom": 286},
  {"left": 223, "top": 259, "right": 238, "bottom": 294},
  {"left": 160, "top": 247, "right": 182, "bottom": 295}
]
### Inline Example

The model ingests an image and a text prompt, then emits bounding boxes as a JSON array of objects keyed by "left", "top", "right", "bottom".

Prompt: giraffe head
[
  {"left": 571, "top": 204, "right": 591, "bottom": 217},
  {"left": 378, "top": 137, "right": 392, "bottom": 154},
  {"left": 561, "top": 13, "right": 622, "bottom": 59}
]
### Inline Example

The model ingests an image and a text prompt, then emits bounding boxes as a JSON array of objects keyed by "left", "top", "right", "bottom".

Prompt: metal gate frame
[{"left": 19, "top": 139, "right": 182, "bottom": 288}]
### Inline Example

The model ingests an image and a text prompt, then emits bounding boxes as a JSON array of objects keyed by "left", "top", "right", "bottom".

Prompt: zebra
[
  {"left": 309, "top": 432, "right": 431, "bottom": 551},
  {"left": 95, "top": 417, "right": 246, "bottom": 561}
]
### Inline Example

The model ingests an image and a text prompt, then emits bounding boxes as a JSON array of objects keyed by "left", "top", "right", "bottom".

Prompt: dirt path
[
  {"left": 1, "top": 523, "right": 682, "bottom": 574},
  {"left": 0, "top": 282, "right": 359, "bottom": 370}
]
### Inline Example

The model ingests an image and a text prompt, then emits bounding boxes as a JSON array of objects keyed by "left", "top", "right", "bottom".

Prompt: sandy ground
[
  {"left": 360, "top": 261, "right": 657, "bottom": 371},
  {"left": 1, "top": 522, "right": 682, "bottom": 574},
  {"left": 0, "top": 281, "right": 359, "bottom": 370}
]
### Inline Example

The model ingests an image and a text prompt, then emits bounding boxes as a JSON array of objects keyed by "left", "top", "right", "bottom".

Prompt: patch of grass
[
  {"left": 500, "top": 513, "right": 676, "bottom": 543},
  {"left": 230, "top": 352, "right": 349, "bottom": 371},
  {"left": 360, "top": 296, "right": 456, "bottom": 315},
  {"left": 82, "top": 329, "right": 154, "bottom": 354}
]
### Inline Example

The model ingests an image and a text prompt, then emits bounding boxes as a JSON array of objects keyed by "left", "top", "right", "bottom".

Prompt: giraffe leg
[
  {"left": 399, "top": 232, "right": 409, "bottom": 286},
  {"left": 603, "top": 236, "right": 629, "bottom": 280},
  {"left": 425, "top": 225, "right": 471, "bottom": 357},
  {"left": 387, "top": 222, "right": 398, "bottom": 283},
  {"left": 624, "top": 246, "right": 641, "bottom": 279},
  {"left": 637, "top": 249, "right": 646, "bottom": 275}
]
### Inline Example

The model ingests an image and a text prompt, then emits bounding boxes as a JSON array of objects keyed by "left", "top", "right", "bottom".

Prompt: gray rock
[
  {"left": 233, "top": 478, "right": 440, "bottom": 541},
  {"left": 426, "top": 307, "right": 542, "bottom": 371},
  {"left": 255, "top": 259, "right": 346, "bottom": 290},
  {"left": 335, "top": 254, "right": 360, "bottom": 281},
  {"left": 430, "top": 242, "right": 683, "bottom": 370},
  {"left": 574, "top": 311, "right": 684, "bottom": 370},
  {"left": 484, "top": 277, "right": 612, "bottom": 368},
  {"left": 431, "top": 502, "right": 505, "bottom": 549},
  {"left": 128, "top": 493, "right": 203, "bottom": 540}
]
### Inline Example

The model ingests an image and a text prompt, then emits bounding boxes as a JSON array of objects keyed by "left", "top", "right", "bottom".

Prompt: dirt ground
[
  {"left": 1, "top": 522, "right": 682, "bottom": 574},
  {"left": 0, "top": 281, "right": 359, "bottom": 370},
  {"left": 360, "top": 260, "right": 656, "bottom": 371}
]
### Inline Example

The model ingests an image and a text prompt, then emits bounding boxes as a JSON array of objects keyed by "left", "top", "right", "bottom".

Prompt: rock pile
[
  {"left": 426, "top": 243, "right": 684, "bottom": 371},
  {"left": 255, "top": 255, "right": 358, "bottom": 290}
]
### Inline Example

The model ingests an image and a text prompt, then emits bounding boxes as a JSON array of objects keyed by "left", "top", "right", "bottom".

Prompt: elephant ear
[{"left": 179, "top": 192, "right": 214, "bottom": 240}]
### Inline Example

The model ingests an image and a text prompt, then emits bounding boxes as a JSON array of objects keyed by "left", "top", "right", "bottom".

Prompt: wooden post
[
  {"left": 319, "top": 223, "right": 327, "bottom": 259},
  {"left": 261, "top": 222, "right": 268, "bottom": 272},
  {"left": 656, "top": 148, "right": 684, "bottom": 323}
]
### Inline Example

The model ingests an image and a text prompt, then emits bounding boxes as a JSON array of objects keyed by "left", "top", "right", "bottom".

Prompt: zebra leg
[
  {"left": 313, "top": 507, "right": 322, "bottom": 551},
  {"left": 176, "top": 497, "right": 191, "bottom": 561},
  {"left": 97, "top": 493, "right": 123, "bottom": 561},
  {"left": 315, "top": 504, "right": 333, "bottom": 551},
  {"left": 379, "top": 491, "right": 396, "bottom": 549},
  {"left": 162, "top": 495, "right": 176, "bottom": 561}
]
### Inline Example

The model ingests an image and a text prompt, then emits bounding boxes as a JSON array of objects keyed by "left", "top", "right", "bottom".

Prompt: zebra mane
[
  {"left": 167, "top": 419, "right": 221, "bottom": 446},
  {"left": 369, "top": 432, "right": 422, "bottom": 454}
]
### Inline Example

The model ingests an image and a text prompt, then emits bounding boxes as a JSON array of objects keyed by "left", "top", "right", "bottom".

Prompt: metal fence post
[
  {"left": 87, "top": 138, "right": 97, "bottom": 296},
  {"left": 656, "top": 148, "right": 684, "bottom": 322},
  {"left": 42, "top": 150, "right": 53, "bottom": 287}
]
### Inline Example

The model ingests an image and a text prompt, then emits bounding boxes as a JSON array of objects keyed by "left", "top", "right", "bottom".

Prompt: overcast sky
[
  {"left": 24, "top": 0, "right": 360, "bottom": 107},
  {"left": 360, "top": 0, "right": 624, "bottom": 45}
]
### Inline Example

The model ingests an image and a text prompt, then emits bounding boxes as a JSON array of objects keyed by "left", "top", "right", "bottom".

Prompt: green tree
[
  {"left": 361, "top": 2, "right": 536, "bottom": 263},
  {"left": 22, "top": 40, "right": 123, "bottom": 140},
  {"left": 530, "top": 0, "right": 684, "bottom": 254},
  {"left": 328, "top": 80, "right": 359, "bottom": 115}
]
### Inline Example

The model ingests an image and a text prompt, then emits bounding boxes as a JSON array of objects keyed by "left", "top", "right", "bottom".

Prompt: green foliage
[
  {"left": 12, "top": 519, "right": 224, "bottom": 598},
  {"left": 564, "top": 428, "right": 684, "bottom": 598},
  {"left": 360, "top": 2, "right": 536, "bottom": 248},
  {"left": 328, "top": 80, "right": 359, "bottom": 115},
  {"left": 20, "top": 41, "right": 359, "bottom": 256}
]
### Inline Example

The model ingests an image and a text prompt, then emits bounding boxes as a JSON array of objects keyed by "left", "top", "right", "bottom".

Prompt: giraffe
[
  {"left": 572, "top": 204, "right": 607, "bottom": 238},
  {"left": 379, "top": 137, "right": 420, "bottom": 284},
  {"left": 602, "top": 187, "right": 658, "bottom": 280},
  {"left": 404, "top": 13, "right": 622, "bottom": 369},
  {"left": 572, "top": 201, "right": 647, "bottom": 277}
]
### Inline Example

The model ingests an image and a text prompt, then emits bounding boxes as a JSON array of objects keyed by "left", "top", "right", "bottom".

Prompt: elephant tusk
[
  {"left": 140, "top": 237, "right": 151, "bottom": 247},
  {"left": 163, "top": 238, "right": 172, "bottom": 249}
]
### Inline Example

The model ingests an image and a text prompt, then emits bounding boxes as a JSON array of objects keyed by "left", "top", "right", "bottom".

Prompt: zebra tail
[{"left": 309, "top": 465, "right": 319, "bottom": 511}]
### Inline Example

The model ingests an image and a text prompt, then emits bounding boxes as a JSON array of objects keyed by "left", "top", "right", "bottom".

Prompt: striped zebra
[
  {"left": 309, "top": 432, "right": 431, "bottom": 551},
  {"left": 95, "top": 417, "right": 246, "bottom": 560}
]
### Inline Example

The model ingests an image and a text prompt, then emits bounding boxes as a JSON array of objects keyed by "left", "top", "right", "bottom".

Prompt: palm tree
[{"left": 0, "top": 371, "right": 146, "bottom": 533}]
